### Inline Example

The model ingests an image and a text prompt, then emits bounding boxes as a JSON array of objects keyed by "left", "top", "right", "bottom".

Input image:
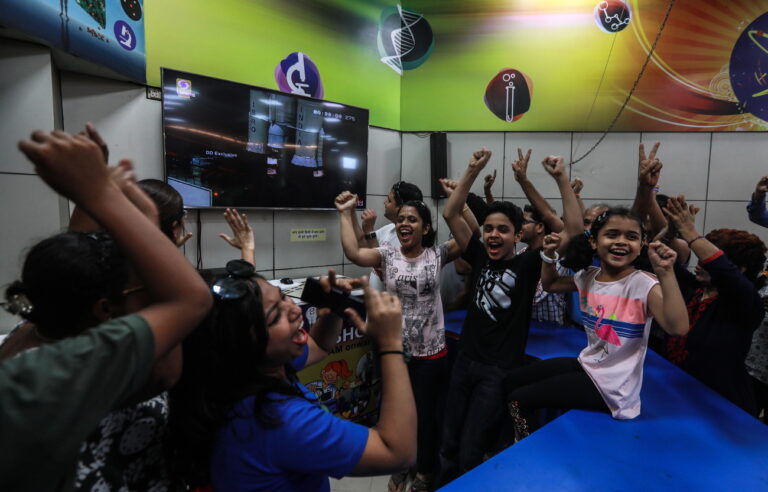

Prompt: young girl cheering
[
  {"left": 336, "top": 191, "right": 465, "bottom": 491},
  {"left": 505, "top": 207, "right": 689, "bottom": 432}
]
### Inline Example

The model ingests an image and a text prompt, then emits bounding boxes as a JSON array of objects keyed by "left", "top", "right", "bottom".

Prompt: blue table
[{"left": 440, "top": 323, "right": 768, "bottom": 491}]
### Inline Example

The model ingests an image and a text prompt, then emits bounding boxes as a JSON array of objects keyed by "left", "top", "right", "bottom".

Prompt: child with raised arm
[
  {"left": 337, "top": 190, "right": 462, "bottom": 491},
  {"left": 437, "top": 149, "right": 557, "bottom": 485},
  {"left": 504, "top": 207, "right": 688, "bottom": 438}
]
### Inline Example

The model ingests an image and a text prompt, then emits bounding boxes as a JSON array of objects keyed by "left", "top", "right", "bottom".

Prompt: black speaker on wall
[{"left": 430, "top": 132, "right": 447, "bottom": 198}]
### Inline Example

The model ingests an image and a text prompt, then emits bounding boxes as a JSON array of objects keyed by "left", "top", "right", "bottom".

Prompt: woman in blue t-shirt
[{"left": 169, "top": 265, "right": 416, "bottom": 491}]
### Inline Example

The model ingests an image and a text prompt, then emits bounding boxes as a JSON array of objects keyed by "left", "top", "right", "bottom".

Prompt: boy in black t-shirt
[{"left": 436, "top": 149, "right": 543, "bottom": 485}]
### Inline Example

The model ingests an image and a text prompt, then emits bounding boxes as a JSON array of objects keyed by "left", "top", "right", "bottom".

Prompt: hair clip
[
  {"left": 583, "top": 230, "right": 592, "bottom": 238},
  {"left": 1, "top": 294, "right": 33, "bottom": 316}
]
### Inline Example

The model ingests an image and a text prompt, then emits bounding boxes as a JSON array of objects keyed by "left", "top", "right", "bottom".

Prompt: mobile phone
[{"left": 300, "top": 277, "right": 366, "bottom": 319}]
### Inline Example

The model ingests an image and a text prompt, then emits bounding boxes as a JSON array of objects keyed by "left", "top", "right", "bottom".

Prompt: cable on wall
[{"left": 570, "top": 0, "right": 677, "bottom": 166}]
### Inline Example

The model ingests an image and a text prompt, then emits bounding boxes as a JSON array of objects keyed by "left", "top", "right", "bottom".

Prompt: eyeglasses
[{"left": 211, "top": 259, "right": 256, "bottom": 300}]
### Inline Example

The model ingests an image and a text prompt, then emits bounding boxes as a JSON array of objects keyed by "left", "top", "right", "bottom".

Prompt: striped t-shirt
[{"left": 574, "top": 266, "right": 659, "bottom": 419}]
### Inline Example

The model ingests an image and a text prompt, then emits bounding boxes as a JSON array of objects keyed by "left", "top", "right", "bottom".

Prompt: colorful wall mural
[
  {"left": 1, "top": 0, "right": 146, "bottom": 83},
  {"left": 5, "top": 0, "right": 768, "bottom": 131}
]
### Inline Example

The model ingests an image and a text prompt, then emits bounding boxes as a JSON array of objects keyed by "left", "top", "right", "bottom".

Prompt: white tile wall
[
  {"left": 400, "top": 133, "right": 431, "bottom": 196},
  {"left": 273, "top": 210, "right": 344, "bottom": 269},
  {"left": 640, "top": 133, "right": 711, "bottom": 201},
  {"left": 707, "top": 133, "right": 768, "bottom": 201},
  {"left": 60, "top": 71, "right": 163, "bottom": 180},
  {"left": 446, "top": 133, "right": 505, "bottom": 197},
  {"left": 704, "top": 201, "right": 768, "bottom": 247},
  {"left": 0, "top": 40, "right": 57, "bottom": 174},
  {"left": 570, "top": 132, "right": 642, "bottom": 200},
  {"left": 192, "top": 209, "right": 274, "bottom": 271},
  {"left": 0, "top": 175, "right": 63, "bottom": 330},
  {"left": 366, "top": 128, "right": 401, "bottom": 196},
  {"left": 504, "top": 132, "right": 572, "bottom": 199}
]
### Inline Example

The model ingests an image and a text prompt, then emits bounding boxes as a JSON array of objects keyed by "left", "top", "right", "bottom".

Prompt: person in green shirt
[{"left": 0, "top": 129, "right": 212, "bottom": 491}]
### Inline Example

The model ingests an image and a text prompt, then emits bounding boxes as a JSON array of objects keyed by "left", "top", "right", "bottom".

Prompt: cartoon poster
[
  {"left": 1, "top": 0, "right": 146, "bottom": 82},
  {"left": 297, "top": 305, "right": 381, "bottom": 425}
]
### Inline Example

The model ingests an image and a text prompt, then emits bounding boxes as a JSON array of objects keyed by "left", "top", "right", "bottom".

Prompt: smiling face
[
  {"left": 256, "top": 278, "right": 308, "bottom": 366},
  {"left": 590, "top": 215, "right": 643, "bottom": 272},
  {"left": 396, "top": 205, "right": 429, "bottom": 251},
  {"left": 483, "top": 212, "right": 521, "bottom": 260}
]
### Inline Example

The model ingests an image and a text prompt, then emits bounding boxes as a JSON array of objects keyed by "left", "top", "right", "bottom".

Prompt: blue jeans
[{"left": 437, "top": 351, "right": 512, "bottom": 486}]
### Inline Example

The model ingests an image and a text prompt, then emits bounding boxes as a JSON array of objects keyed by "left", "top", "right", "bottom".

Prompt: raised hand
[
  {"left": 542, "top": 156, "right": 566, "bottom": 180},
  {"left": 571, "top": 177, "right": 584, "bottom": 195},
  {"left": 439, "top": 178, "right": 458, "bottom": 197},
  {"left": 484, "top": 169, "right": 497, "bottom": 190},
  {"left": 355, "top": 283, "right": 403, "bottom": 348},
  {"left": 468, "top": 148, "right": 492, "bottom": 173},
  {"left": 542, "top": 232, "right": 562, "bottom": 256},
  {"left": 219, "top": 207, "right": 254, "bottom": 252},
  {"left": 79, "top": 122, "right": 110, "bottom": 164},
  {"left": 18, "top": 130, "right": 112, "bottom": 205},
  {"left": 111, "top": 159, "right": 158, "bottom": 223},
  {"left": 335, "top": 191, "right": 358, "bottom": 213},
  {"left": 647, "top": 241, "right": 678, "bottom": 273},
  {"left": 175, "top": 232, "right": 194, "bottom": 247},
  {"left": 361, "top": 208, "right": 377, "bottom": 232},
  {"left": 663, "top": 195, "right": 697, "bottom": 236},
  {"left": 638, "top": 142, "right": 662, "bottom": 188},
  {"left": 511, "top": 148, "right": 532, "bottom": 182},
  {"left": 755, "top": 176, "right": 768, "bottom": 197}
]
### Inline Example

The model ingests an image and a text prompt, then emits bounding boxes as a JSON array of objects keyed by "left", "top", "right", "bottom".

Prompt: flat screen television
[{"left": 161, "top": 68, "right": 369, "bottom": 209}]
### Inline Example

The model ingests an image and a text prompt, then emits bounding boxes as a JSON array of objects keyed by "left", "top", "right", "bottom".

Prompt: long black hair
[
  {"left": 6, "top": 231, "right": 129, "bottom": 338},
  {"left": 137, "top": 179, "right": 185, "bottom": 240},
  {"left": 398, "top": 200, "right": 437, "bottom": 247},
  {"left": 168, "top": 270, "right": 307, "bottom": 487},
  {"left": 561, "top": 207, "right": 644, "bottom": 271}
]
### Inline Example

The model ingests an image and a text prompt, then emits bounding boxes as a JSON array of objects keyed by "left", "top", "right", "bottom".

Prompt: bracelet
[
  {"left": 364, "top": 231, "right": 376, "bottom": 240},
  {"left": 379, "top": 350, "right": 409, "bottom": 362},
  {"left": 540, "top": 250, "right": 560, "bottom": 264},
  {"left": 686, "top": 235, "right": 705, "bottom": 247},
  {"left": 652, "top": 186, "right": 661, "bottom": 193},
  {"left": 574, "top": 193, "right": 580, "bottom": 197}
]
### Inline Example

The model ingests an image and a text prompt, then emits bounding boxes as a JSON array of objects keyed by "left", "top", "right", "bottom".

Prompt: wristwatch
[{"left": 364, "top": 231, "right": 377, "bottom": 240}]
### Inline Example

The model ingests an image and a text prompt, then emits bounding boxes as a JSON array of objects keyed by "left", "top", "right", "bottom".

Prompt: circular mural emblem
[
  {"left": 594, "top": 1, "right": 632, "bottom": 33},
  {"left": 484, "top": 69, "right": 533, "bottom": 122},
  {"left": 730, "top": 12, "right": 768, "bottom": 122},
  {"left": 275, "top": 52, "right": 324, "bottom": 99},
  {"left": 377, "top": 6, "right": 434, "bottom": 75}
]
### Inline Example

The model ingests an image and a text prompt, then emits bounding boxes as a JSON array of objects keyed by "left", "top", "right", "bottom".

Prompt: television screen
[{"left": 161, "top": 68, "right": 369, "bottom": 209}]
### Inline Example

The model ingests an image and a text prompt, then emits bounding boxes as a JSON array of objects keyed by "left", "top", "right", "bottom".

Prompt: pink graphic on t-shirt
[{"left": 595, "top": 305, "right": 622, "bottom": 346}]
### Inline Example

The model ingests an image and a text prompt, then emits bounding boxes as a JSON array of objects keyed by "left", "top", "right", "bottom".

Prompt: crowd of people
[{"left": 0, "top": 126, "right": 766, "bottom": 492}]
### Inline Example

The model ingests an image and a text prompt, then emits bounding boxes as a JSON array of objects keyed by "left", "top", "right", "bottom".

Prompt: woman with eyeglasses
[
  {"left": 337, "top": 190, "right": 470, "bottom": 491},
  {"left": 169, "top": 263, "right": 415, "bottom": 491}
]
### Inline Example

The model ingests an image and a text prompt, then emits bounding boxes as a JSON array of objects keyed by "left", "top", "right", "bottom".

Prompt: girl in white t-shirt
[
  {"left": 337, "top": 191, "right": 465, "bottom": 491},
  {"left": 505, "top": 208, "right": 689, "bottom": 439}
]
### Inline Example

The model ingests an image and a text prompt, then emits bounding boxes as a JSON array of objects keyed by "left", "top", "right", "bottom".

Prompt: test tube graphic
[{"left": 504, "top": 73, "right": 516, "bottom": 122}]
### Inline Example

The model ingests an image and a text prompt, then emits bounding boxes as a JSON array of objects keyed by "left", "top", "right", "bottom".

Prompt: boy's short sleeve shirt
[{"left": 460, "top": 234, "right": 542, "bottom": 368}]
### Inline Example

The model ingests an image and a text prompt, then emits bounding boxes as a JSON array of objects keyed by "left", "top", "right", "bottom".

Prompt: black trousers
[{"left": 505, "top": 357, "right": 609, "bottom": 413}]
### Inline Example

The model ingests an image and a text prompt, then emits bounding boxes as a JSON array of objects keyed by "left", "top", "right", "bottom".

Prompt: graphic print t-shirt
[
  {"left": 574, "top": 266, "right": 659, "bottom": 419},
  {"left": 460, "top": 234, "right": 542, "bottom": 368},
  {"left": 378, "top": 241, "right": 450, "bottom": 357}
]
